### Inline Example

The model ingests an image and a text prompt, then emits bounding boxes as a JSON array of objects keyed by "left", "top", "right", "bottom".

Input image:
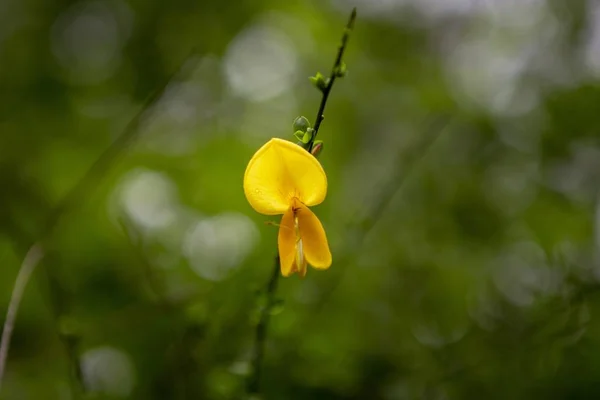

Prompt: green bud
[
  {"left": 293, "top": 116, "right": 310, "bottom": 133},
  {"left": 295, "top": 127, "right": 313, "bottom": 144},
  {"left": 311, "top": 140, "right": 323, "bottom": 157},
  {"left": 309, "top": 72, "right": 328, "bottom": 91},
  {"left": 335, "top": 62, "right": 347, "bottom": 77}
]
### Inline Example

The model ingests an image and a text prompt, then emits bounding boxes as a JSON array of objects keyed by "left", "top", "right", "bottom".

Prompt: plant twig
[
  {"left": 307, "top": 7, "right": 357, "bottom": 152},
  {"left": 246, "top": 9, "right": 357, "bottom": 395},
  {"left": 247, "top": 255, "right": 280, "bottom": 395},
  {"left": 0, "top": 48, "right": 202, "bottom": 391}
]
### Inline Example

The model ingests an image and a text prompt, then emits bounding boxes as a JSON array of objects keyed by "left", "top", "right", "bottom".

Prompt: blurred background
[{"left": 1, "top": 0, "right": 600, "bottom": 398}]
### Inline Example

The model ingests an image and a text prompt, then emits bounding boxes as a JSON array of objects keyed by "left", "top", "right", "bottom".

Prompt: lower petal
[
  {"left": 278, "top": 207, "right": 296, "bottom": 276},
  {"left": 296, "top": 202, "right": 332, "bottom": 269}
]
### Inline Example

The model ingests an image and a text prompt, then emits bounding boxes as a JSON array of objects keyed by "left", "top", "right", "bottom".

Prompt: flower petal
[
  {"left": 278, "top": 208, "right": 296, "bottom": 276},
  {"left": 244, "top": 138, "right": 327, "bottom": 215},
  {"left": 296, "top": 202, "right": 332, "bottom": 269}
]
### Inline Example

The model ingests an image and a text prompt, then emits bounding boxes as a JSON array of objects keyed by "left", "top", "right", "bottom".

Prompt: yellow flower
[{"left": 244, "top": 138, "right": 332, "bottom": 277}]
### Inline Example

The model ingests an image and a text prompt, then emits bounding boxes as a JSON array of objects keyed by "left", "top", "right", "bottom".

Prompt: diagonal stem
[
  {"left": 307, "top": 7, "right": 356, "bottom": 152},
  {"left": 0, "top": 245, "right": 44, "bottom": 390},
  {"left": 246, "top": 8, "right": 357, "bottom": 395},
  {"left": 0, "top": 48, "right": 202, "bottom": 391}
]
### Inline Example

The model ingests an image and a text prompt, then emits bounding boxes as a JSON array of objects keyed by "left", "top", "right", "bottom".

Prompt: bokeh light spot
[
  {"left": 224, "top": 24, "right": 298, "bottom": 102},
  {"left": 183, "top": 212, "right": 259, "bottom": 281},
  {"left": 81, "top": 346, "right": 136, "bottom": 397}
]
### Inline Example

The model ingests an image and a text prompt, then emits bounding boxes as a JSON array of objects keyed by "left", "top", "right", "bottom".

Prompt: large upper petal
[
  {"left": 244, "top": 138, "right": 327, "bottom": 215},
  {"left": 296, "top": 202, "right": 332, "bottom": 269}
]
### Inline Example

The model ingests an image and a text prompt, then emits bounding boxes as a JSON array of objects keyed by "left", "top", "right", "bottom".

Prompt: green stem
[
  {"left": 247, "top": 255, "right": 280, "bottom": 395},
  {"left": 307, "top": 7, "right": 357, "bottom": 152},
  {"left": 246, "top": 8, "right": 357, "bottom": 396}
]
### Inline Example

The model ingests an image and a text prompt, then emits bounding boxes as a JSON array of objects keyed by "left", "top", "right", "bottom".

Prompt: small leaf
[
  {"left": 335, "top": 62, "right": 347, "bottom": 77},
  {"left": 293, "top": 130, "right": 305, "bottom": 142},
  {"left": 296, "top": 128, "right": 313, "bottom": 144},
  {"left": 309, "top": 72, "right": 327, "bottom": 91},
  {"left": 292, "top": 116, "right": 310, "bottom": 133}
]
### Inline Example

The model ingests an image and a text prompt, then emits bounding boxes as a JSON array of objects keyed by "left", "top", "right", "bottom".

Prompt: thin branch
[
  {"left": 246, "top": 255, "right": 280, "bottom": 395},
  {"left": 307, "top": 7, "right": 357, "bottom": 152},
  {"left": 246, "top": 9, "right": 357, "bottom": 395},
  {"left": 0, "top": 48, "right": 202, "bottom": 391}
]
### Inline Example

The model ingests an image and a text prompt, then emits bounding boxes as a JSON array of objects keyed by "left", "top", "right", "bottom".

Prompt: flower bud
[
  {"left": 309, "top": 72, "right": 328, "bottom": 92},
  {"left": 293, "top": 116, "right": 310, "bottom": 133},
  {"left": 311, "top": 140, "right": 323, "bottom": 157},
  {"left": 335, "top": 62, "right": 347, "bottom": 78}
]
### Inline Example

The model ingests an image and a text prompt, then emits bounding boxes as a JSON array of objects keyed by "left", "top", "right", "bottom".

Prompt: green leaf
[
  {"left": 296, "top": 128, "right": 313, "bottom": 144},
  {"left": 293, "top": 130, "right": 305, "bottom": 142}
]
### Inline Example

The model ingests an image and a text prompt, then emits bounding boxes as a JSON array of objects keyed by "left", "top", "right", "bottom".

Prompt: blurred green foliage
[{"left": 2, "top": 0, "right": 600, "bottom": 399}]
